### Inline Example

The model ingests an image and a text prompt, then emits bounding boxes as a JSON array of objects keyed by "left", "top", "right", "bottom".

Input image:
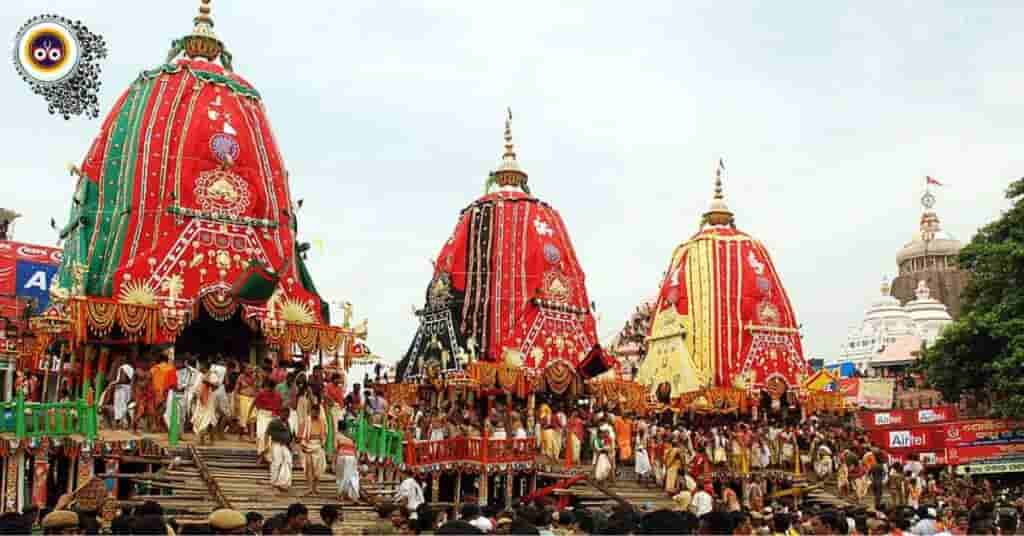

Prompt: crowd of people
[
  {"left": 8, "top": 478, "right": 1024, "bottom": 535},
  {"left": 17, "top": 348, "right": 1024, "bottom": 534}
]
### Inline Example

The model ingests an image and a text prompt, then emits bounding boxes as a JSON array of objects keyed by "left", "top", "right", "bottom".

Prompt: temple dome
[
  {"left": 863, "top": 277, "right": 915, "bottom": 335},
  {"left": 895, "top": 210, "right": 962, "bottom": 267},
  {"left": 635, "top": 163, "right": 807, "bottom": 397},
  {"left": 396, "top": 112, "right": 601, "bottom": 381},
  {"left": 53, "top": 0, "right": 330, "bottom": 333}
]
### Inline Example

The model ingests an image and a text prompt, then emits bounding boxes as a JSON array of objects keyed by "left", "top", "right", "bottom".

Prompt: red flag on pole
[{"left": 926, "top": 176, "right": 944, "bottom": 186}]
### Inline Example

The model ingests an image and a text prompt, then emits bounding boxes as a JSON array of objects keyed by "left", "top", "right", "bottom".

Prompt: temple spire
[
  {"left": 702, "top": 157, "right": 735, "bottom": 227},
  {"left": 491, "top": 107, "right": 530, "bottom": 193}
]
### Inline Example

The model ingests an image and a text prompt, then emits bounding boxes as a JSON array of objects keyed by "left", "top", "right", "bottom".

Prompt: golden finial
[
  {"left": 492, "top": 107, "right": 529, "bottom": 192},
  {"left": 195, "top": 0, "right": 213, "bottom": 26},
  {"left": 182, "top": 0, "right": 224, "bottom": 63},
  {"left": 702, "top": 157, "right": 734, "bottom": 227},
  {"left": 503, "top": 107, "right": 516, "bottom": 164}
]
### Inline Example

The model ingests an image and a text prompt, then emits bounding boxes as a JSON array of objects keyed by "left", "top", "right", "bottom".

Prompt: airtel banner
[
  {"left": 869, "top": 428, "right": 938, "bottom": 450},
  {"left": 858, "top": 406, "right": 959, "bottom": 430}
]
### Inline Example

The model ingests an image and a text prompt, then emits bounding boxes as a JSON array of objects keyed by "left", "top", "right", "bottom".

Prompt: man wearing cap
[
  {"left": 41, "top": 510, "right": 79, "bottom": 535},
  {"left": 209, "top": 508, "right": 247, "bottom": 535}
]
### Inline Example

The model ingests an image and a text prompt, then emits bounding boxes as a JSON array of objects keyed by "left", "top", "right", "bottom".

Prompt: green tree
[{"left": 919, "top": 178, "right": 1024, "bottom": 417}]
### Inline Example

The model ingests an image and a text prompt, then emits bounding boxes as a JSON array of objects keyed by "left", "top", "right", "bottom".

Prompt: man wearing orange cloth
[
  {"left": 614, "top": 413, "right": 633, "bottom": 463},
  {"left": 150, "top": 350, "right": 177, "bottom": 415},
  {"left": 566, "top": 410, "right": 584, "bottom": 466},
  {"left": 664, "top": 437, "right": 684, "bottom": 494}
]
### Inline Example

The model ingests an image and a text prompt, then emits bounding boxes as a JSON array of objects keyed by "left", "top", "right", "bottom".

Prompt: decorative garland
[
  {"left": 139, "top": 63, "right": 261, "bottom": 98},
  {"left": 200, "top": 290, "right": 239, "bottom": 321},
  {"left": 586, "top": 379, "right": 652, "bottom": 415},
  {"left": 544, "top": 361, "right": 575, "bottom": 395},
  {"left": 72, "top": 299, "right": 159, "bottom": 344}
]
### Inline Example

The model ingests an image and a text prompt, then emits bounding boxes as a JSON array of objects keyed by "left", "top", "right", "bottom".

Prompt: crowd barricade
[
  {"left": 0, "top": 392, "right": 98, "bottom": 440},
  {"left": 403, "top": 434, "right": 539, "bottom": 468}
]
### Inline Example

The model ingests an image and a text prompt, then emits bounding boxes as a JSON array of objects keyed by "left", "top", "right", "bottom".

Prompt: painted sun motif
[
  {"left": 118, "top": 280, "right": 158, "bottom": 306},
  {"left": 280, "top": 298, "right": 315, "bottom": 324}
]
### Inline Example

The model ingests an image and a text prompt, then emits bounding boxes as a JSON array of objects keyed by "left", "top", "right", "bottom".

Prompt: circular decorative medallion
[
  {"left": 11, "top": 15, "right": 107, "bottom": 118},
  {"left": 543, "top": 243, "right": 561, "bottom": 264},
  {"left": 756, "top": 276, "right": 771, "bottom": 296},
  {"left": 14, "top": 17, "right": 80, "bottom": 85},
  {"left": 921, "top": 192, "right": 936, "bottom": 210},
  {"left": 194, "top": 168, "right": 251, "bottom": 218},
  {"left": 209, "top": 133, "right": 240, "bottom": 164}
]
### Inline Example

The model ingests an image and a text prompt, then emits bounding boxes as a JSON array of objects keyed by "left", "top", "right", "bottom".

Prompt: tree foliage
[{"left": 919, "top": 178, "right": 1024, "bottom": 417}]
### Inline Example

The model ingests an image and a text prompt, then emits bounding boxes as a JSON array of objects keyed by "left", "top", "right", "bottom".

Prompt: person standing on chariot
[
  {"left": 164, "top": 358, "right": 195, "bottom": 434},
  {"left": 267, "top": 407, "right": 293, "bottom": 493},
  {"left": 235, "top": 365, "right": 258, "bottom": 441},
  {"left": 298, "top": 400, "right": 328, "bottom": 497},
  {"left": 594, "top": 427, "right": 615, "bottom": 483},
  {"left": 566, "top": 410, "right": 584, "bottom": 466},
  {"left": 324, "top": 373, "right": 346, "bottom": 434},
  {"left": 634, "top": 420, "right": 652, "bottom": 484},
  {"left": 664, "top": 435, "right": 684, "bottom": 493},
  {"left": 111, "top": 361, "right": 134, "bottom": 430},
  {"left": 614, "top": 411, "right": 633, "bottom": 464},
  {"left": 150, "top": 349, "right": 177, "bottom": 425},
  {"left": 249, "top": 380, "right": 282, "bottom": 462},
  {"left": 191, "top": 364, "right": 220, "bottom": 445},
  {"left": 334, "top": 418, "right": 360, "bottom": 502},
  {"left": 131, "top": 364, "right": 156, "bottom": 433}
]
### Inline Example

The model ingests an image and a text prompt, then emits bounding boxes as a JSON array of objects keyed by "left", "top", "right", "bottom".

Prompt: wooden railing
[
  {"left": 405, "top": 434, "right": 538, "bottom": 467},
  {"left": 0, "top": 392, "right": 98, "bottom": 440}
]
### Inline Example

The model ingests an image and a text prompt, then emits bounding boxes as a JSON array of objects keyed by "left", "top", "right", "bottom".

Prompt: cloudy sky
[{"left": 3, "top": 1, "right": 1021, "bottom": 364}]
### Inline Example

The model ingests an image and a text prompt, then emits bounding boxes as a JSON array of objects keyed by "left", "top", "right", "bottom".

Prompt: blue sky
[{"left": 2, "top": 1, "right": 1021, "bottom": 363}]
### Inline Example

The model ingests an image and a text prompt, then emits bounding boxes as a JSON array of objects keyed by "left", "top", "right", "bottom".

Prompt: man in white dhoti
[
  {"left": 298, "top": 401, "right": 327, "bottom": 497},
  {"left": 164, "top": 360, "right": 197, "bottom": 432},
  {"left": 191, "top": 366, "right": 219, "bottom": 445},
  {"left": 334, "top": 419, "right": 360, "bottom": 502},
  {"left": 112, "top": 363, "right": 134, "bottom": 429},
  {"left": 394, "top": 469, "right": 424, "bottom": 518},
  {"left": 267, "top": 408, "right": 293, "bottom": 493}
]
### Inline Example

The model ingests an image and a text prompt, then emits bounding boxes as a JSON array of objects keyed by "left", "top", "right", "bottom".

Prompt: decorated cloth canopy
[
  {"left": 636, "top": 164, "right": 808, "bottom": 397},
  {"left": 42, "top": 1, "right": 365, "bottom": 356},
  {"left": 397, "top": 113, "right": 601, "bottom": 381}
]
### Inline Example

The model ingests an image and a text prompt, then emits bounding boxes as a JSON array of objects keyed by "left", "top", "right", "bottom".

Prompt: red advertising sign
[
  {"left": 942, "top": 420, "right": 1024, "bottom": 448},
  {"left": 888, "top": 450, "right": 947, "bottom": 467},
  {"left": 869, "top": 428, "right": 938, "bottom": 451},
  {"left": 945, "top": 444, "right": 1024, "bottom": 465},
  {"left": 0, "top": 240, "right": 62, "bottom": 322},
  {"left": 839, "top": 378, "right": 859, "bottom": 398},
  {"left": 860, "top": 410, "right": 910, "bottom": 430},
  {"left": 858, "top": 406, "right": 959, "bottom": 430}
]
